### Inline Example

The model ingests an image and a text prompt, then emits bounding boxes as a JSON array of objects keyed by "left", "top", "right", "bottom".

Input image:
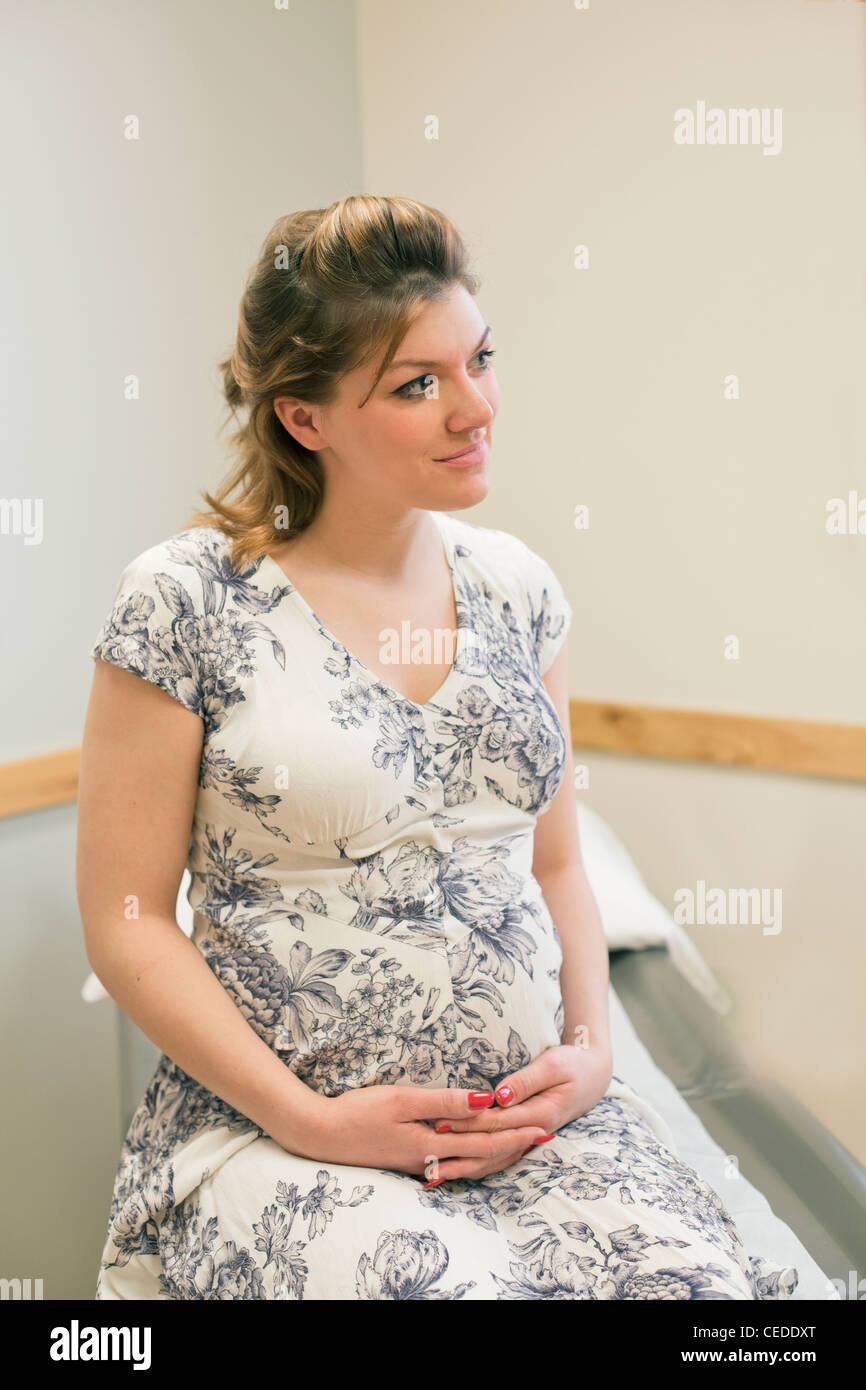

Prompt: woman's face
[{"left": 275, "top": 282, "right": 499, "bottom": 514}]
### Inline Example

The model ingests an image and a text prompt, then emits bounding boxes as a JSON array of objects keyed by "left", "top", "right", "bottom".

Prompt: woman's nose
[{"left": 449, "top": 392, "right": 495, "bottom": 434}]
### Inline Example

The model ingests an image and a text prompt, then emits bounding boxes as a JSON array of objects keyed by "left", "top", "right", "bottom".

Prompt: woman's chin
[{"left": 432, "top": 459, "right": 490, "bottom": 503}]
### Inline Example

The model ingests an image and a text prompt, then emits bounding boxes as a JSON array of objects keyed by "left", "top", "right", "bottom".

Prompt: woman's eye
[{"left": 394, "top": 348, "right": 496, "bottom": 399}]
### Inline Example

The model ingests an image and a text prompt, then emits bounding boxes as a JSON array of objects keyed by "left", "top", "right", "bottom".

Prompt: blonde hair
[{"left": 185, "top": 195, "right": 481, "bottom": 573}]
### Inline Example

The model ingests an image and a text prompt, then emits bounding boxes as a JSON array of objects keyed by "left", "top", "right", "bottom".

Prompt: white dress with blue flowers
[{"left": 89, "top": 511, "right": 798, "bottom": 1300}]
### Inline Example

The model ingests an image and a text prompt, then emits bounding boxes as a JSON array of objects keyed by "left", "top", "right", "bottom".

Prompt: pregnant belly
[{"left": 200, "top": 893, "right": 564, "bottom": 1098}]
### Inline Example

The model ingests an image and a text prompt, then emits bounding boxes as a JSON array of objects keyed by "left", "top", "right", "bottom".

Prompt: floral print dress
[{"left": 88, "top": 511, "right": 798, "bottom": 1300}]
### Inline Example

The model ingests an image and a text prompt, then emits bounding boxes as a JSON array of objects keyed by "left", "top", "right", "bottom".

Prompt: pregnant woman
[{"left": 77, "top": 195, "right": 798, "bottom": 1300}]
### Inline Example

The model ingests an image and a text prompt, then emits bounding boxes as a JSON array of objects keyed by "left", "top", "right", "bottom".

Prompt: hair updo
[{"left": 186, "top": 195, "right": 480, "bottom": 573}]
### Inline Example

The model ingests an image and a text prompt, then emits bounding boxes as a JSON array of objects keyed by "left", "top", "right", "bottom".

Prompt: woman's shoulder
[
  {"left": 89, "top": 525, "right": 235, "bottom": 718},
  {"left": 438, "top": 510, "right": 559, "bottom": 586},
  {"left": 97, "top": 525, "right": 244, "bottom": 618},
  {"left": 438, "top": 511, "right": 573, "bottom": 675},
  {"left": 115, "top": 523, "right": 232, "bottom": 582}
]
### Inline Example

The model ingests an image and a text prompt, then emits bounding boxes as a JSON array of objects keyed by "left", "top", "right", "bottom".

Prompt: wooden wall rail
[
  {"left": 0, "top": 747, "right": 81, "bottom": 820},
  {"left": 1, "top": 700, "right": 865, "bottom": 820},
  {"left": 568, "top": 701, "right": 866, "bottom": 782}
]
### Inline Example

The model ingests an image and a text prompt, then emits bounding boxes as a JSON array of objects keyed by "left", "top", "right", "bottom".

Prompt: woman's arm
[
  {"left": 76, "top": 660, "right": 326, "bottom": 1153},
  {"left": 531, "top": 641, "right": 613, "bottom": 1068}
]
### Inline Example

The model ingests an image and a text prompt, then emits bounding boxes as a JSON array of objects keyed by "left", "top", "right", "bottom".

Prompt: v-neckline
[{"left": 255, "top": 510, "right": 465, "bottom": 715}]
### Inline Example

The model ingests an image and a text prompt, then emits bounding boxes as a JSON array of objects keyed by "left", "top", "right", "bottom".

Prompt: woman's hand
[
  {"left": 277, "top": 1082, "right": 556, "bottom": 1185},
  {"left": 428, "top": 1043, "right": 613, "bottom": 1178}
]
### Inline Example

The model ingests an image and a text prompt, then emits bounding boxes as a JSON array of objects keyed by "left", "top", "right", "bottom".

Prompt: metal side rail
[{"left": 609, "top": 946, "right": 866, "bottom": 1283}]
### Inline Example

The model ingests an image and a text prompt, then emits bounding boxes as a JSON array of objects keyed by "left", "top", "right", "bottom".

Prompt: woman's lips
[{"left": 433, "top": 438, "right": 488, "bottom": 467}]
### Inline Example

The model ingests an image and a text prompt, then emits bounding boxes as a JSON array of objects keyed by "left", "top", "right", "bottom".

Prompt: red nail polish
[
  {"left": 495, "top": 1084, "right": 514, "bottom": 1105},
  {"left": 531, "top": 1135, "right": 555, "bottom": 1145},
  {"left": 423, "top": 1178, "right": 444, "bottom": 1189},
  {"left": 434, "top": 1123, "right": 452, "bottom": 1134},
  {"left": 520, "top": 1146, "right": 533, "bottom": 1158},
  {"left": 468, "top": 1090, "right": 494, "bottom": 1109}
]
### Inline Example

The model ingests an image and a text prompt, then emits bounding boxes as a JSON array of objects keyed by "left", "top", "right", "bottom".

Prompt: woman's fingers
[
  {"left": 399, "top": 1087, "right": 496, "bottom": 1122},
  {"left": 418, "top": 1125, "right": 551, "bottom": 1178},
  {"left": 432, "top": 1099, "right": 550, "bottom": 1134},
  {"left": 421, "top": 1137, "right": 545, "bottom": 1186}
]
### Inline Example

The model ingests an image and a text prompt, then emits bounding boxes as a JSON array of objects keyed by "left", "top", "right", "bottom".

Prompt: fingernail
[
  {"left": 495, "top": 1084, "right": 514, "bottom": 1105},
  {"left": 531, "top": 1135, "right": 555, "bottom": 1145},
  {"left": 468, "top": 1090, "right": 494, "bottom": 1109},
  {"left": 434, "top": 1123, "right": 452, "bottom": 1133},
  {"left": 423, "top": 1178, "right": 444, "bottom": 1189},
  {"left": 520, "top": 1146, "right": 533, "bottom": 1158}
]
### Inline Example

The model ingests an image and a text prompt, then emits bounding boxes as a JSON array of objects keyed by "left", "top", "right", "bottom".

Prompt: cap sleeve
[
  {"left": 89, "top": 544, "right": 204, "bottom": 718},
  {"left": 515, "top": 536, "right": 573, "bottom": 676}
]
